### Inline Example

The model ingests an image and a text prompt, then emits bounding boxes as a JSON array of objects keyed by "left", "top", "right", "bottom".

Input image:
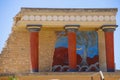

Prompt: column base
[
  {"left": 68, "top": 69, "right": 77, "bottom": 72},
  {"left": 107, "top": 69, "right": 115, "bottom": 72},
  {"left": 32, "top": 69, "right": 39, "bottom": 72}
]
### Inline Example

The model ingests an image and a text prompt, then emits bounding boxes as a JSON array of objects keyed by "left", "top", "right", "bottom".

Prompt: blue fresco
[
  {"left": 55, "top": 36, "right": 68, "bottom": 48},
  {"left": 53, "top": 31, "right": 99, "bottom": 72},
  {"left": 55, "top": 31, "right": 98, "bottom": 58}
]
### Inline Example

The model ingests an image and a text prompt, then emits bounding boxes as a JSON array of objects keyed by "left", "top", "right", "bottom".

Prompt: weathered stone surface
[
  {"left": 0, "top": 28, "right": 56, "bottom": 73},
  {"left": 0, "top": 72, "right": 120, "bottom": 80},
  {"left": 0, "top": 30, "right": 30, "bottom": 73}
]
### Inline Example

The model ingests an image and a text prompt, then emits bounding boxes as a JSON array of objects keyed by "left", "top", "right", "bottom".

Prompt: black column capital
[
  {"left": 27, "top": 24, "right": 42, "bottom": 32},
  {"left": 101, "top": 25, "right": 118, "bottom": 32},
  {"left": 64, "top": 25, "right": 80, "bottom": 32}
]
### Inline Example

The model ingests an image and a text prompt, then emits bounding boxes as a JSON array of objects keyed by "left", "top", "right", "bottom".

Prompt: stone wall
[
  {"left": 39, "top": 30, "right": 56, "bottom": 72},
  {"left": 0, "top": 28, "right": 57, "bottom": 73},
  {"left": 0, "top": 29, "right": 30, "bottom": 73}
]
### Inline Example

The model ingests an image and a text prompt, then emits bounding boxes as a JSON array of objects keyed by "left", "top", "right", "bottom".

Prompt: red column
[
  {"left": 65, "top": 25, "right": 79, "bottom": 71},
  {"left": 30, "top": 32, "right": 39, "bottom": 72},
  {"left": 68, "top": 31, "right": 77, "bottom": 71},
  {"left": 27, "top": 25, "right": 42, "bottom": 72},
  {"left": 104, "top": 32, "right": 115, "bottom": 72},
  {"left": 102, "top": 25, "right": 117, "bottom": 72}
]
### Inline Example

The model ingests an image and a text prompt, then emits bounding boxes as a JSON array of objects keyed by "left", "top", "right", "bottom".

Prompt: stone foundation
[{"left": 0, "top": 72, "right": 120, "bottom": 80}]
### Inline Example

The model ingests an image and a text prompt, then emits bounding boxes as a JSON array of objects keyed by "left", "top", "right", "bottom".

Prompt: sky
[{"left": 0, "top": 0, "right": 120, "bottom": 69}]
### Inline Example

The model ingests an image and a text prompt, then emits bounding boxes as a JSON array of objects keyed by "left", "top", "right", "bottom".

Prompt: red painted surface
[
  {"left": 52, "top": 47, "right": 82, "bottom": 66},
  {"left": 68, "top": 32, "right": 77, "bottom": 70},
  {"left": 105, "top": 32, "right": 115, "bottom": 71},
  {"left": 30, "top": 32, "right": 39, "bottom": 71},
  {"left": 87, "top": 55, "right": 99, "bottom": 66},
  {"left": 52, "top": 47, "right": 98, "bottom": 72}
]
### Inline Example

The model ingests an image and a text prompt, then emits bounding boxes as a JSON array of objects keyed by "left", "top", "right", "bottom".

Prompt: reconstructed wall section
[
  {"left": 0, "top": 8, "right": 118, "bottom": 73},
  {"left": 0, "top": 28, "right": 57, "bottom": 73},
  {"left": 39, "top": 30, "right": 56, "bottom": 72},
  {"left": 0, "top": 29, "right": 30, "bottom": 73}
]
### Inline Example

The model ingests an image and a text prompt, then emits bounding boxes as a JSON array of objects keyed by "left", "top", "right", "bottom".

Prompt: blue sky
[{"left": 0, "top": 0, "right": 120, "bottom": 69}]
